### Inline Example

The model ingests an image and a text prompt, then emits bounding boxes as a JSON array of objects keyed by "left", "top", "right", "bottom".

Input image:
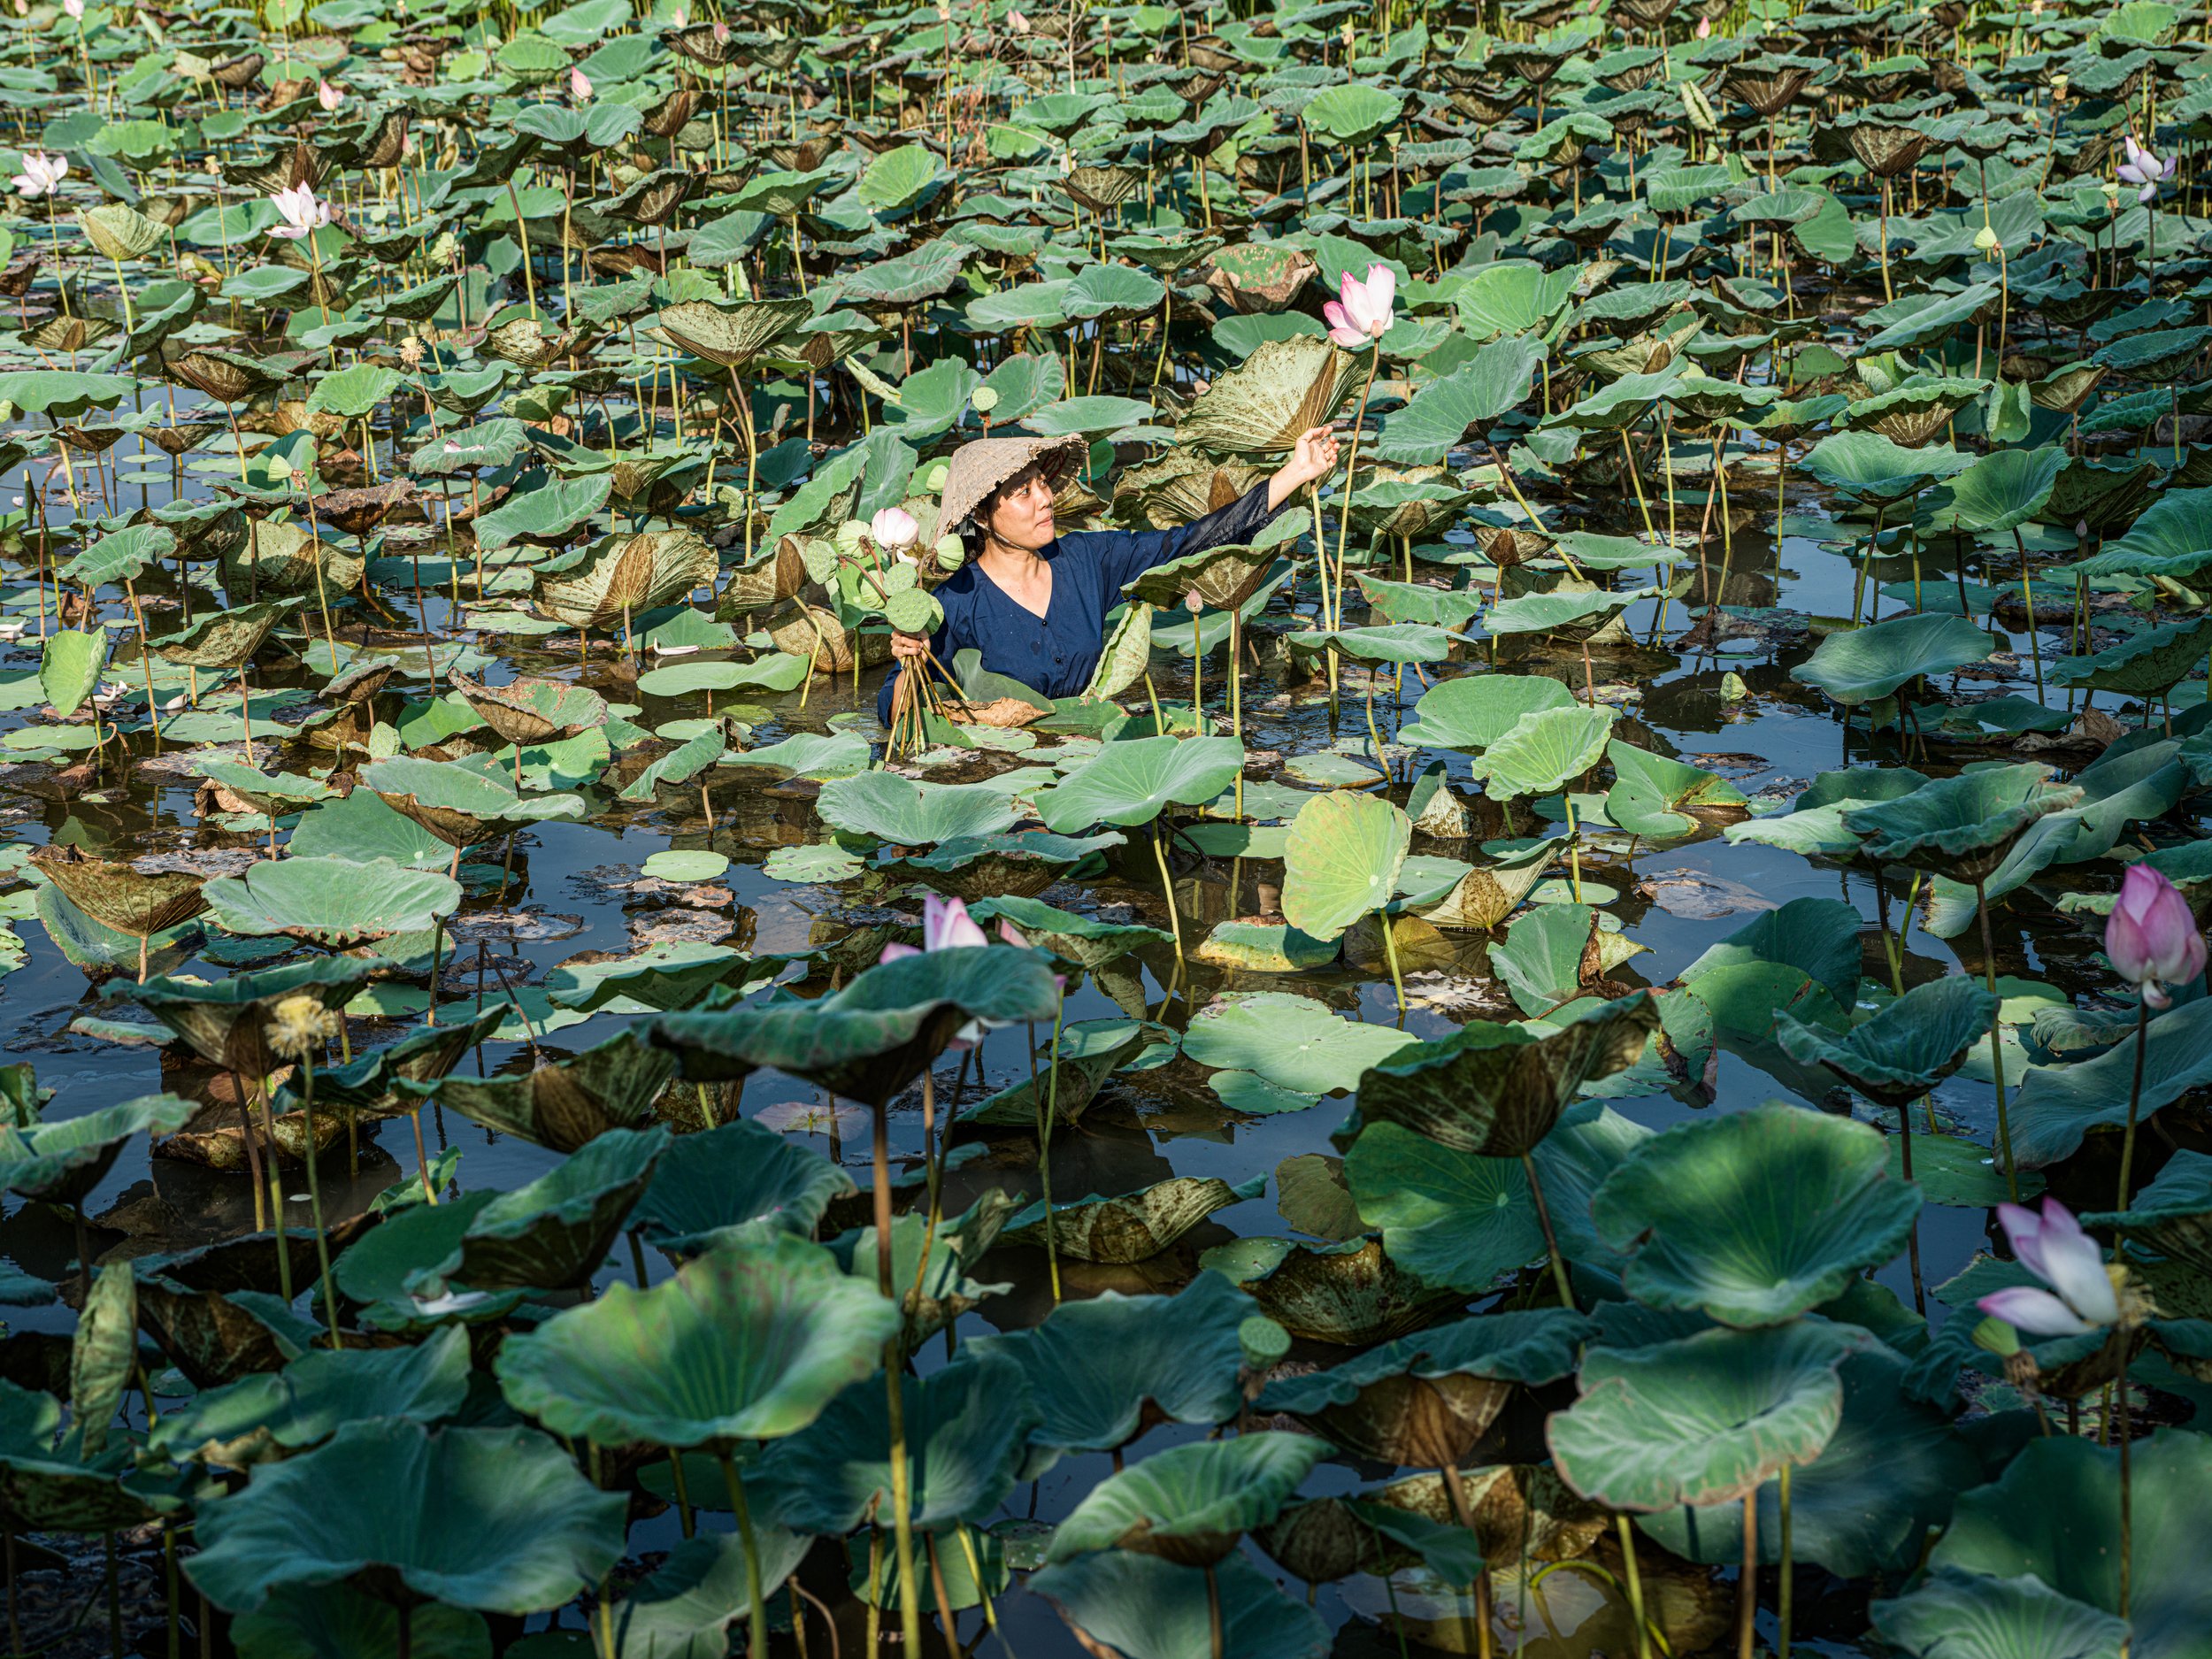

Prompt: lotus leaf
[
  {"left": 203, "top": 857, "right": 461, "bottom": 947},
  {"left": 1046, "top": 1432, "right": 1330, "bottom": 1566}
]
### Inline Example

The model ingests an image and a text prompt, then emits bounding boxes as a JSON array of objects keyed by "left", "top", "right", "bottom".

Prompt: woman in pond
[{"left": 877, "top": 426, "right": 1340, "bottom": 722}]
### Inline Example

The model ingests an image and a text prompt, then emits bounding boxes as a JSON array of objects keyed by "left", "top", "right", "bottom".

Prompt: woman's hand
[
  {"left": 891, "top": 630, "right": 931, "bottom": 662},
  {"left": 1267, "top": 425, "right": 1342, "bottom": 510}
]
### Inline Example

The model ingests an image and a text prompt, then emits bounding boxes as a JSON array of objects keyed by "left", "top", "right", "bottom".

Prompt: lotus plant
[
  {"left": 317, "top": 79, "right": 344, "bottom": 111},
  {"left": 2107, "top": 864, "right": 2205, "bottom": 1209},
  {"left": 268, "top": 183, "right": 333, "bottom": 241},
  {"left": 1323, "top": 265, "right": 1396, "bottom": 681},
  {"left": 14, "top": 150, "right": 68, "bottom": 316},
  {"left": 2117, "top": 134, "right": 2175, "bottom": 205},
  {"left": 570, "top": 67, "right": 593, "bottom": 102},
  {"left": 267, "top": 993, "right": 344, "bottom": 1349}
]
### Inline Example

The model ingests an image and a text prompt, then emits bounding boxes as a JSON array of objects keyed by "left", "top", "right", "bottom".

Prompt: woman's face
[{"left": 983, "top": 465, "right": 1056, "bottom": 550}]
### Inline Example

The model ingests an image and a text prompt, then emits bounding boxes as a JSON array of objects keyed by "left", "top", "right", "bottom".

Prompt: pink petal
[
  {"left": 1978, "top": 1286, "right": 2096, "bottom": 1337},
  {"left": 1322, "top": 299, "right": 1350, "bottom": 333},
  {"left": 878, "top": 942, "right": 921, "bottom": 964},
  {"left": 1327, "top": 324, "right": 1370, "bottom": 348}
]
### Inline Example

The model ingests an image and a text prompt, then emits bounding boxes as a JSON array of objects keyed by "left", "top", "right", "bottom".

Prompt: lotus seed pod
[
  {"left": 971, "top": 385, "right": 1000, "bottom": 413},
  {"left": 924, "top": 460, "right": 950, "bottom": 494},
  {"left": 934, "top": 534, "right": 964, "bottom": 571},
  {"left": 1973, "top": 225, "right": 2000, "bottom": 252},
  {"left": 834, "top": 518, "right": 870, "bottom": 553}
]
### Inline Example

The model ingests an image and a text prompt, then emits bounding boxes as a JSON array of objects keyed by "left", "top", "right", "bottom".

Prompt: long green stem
[
  {"left": 871, "top": 1093, "right": 926, "bottom": 1655},
  {"left": 2116, "top": 995, "right": 2152, "bottom": 1211},
  {"left": 1973, "top": 876, "right": 2021, "bottom": 1201},
  {"left": 297, "top": 1056, "right": 340, "bottom": 1350},
  {"left": 719, "top": 1452, "right": 770, "bottom": 1659}
]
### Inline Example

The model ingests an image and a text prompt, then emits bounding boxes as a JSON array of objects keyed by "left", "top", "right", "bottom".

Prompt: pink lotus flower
[
  {"left": 61, "top": 0, "right": 81, "bottom": 19},
  {"left": 268, "top": 183, "right": 332, "bottom": 241},
  {"left": 1009, "top": 7, "right": 1029, "bottom": 30},
  {"left": 1978, "top": 1197, "right": 2120, "bottom": 1336},
  {"left": 318, "top": 80, "right": 344, "bottom": 111},
  {"left": 1694, "top": 14, "right": 1709, "bottom": 36},
  {"left": 12, "top": 151, "right": 65, "bottom": 198},
  {"left": 996, "top": 919, "right": 1029, "bottom": 947},
  {"left": 2107, "top": 864, "right": 2204, "bottom": 1008},
  {"left": 1323, "top": 263, "right": 1395, "bottom": 349},
  {"left": 570, "top": 67, "right": 593, "bottom": 101},
  {"left": 879, "top": 894, "right": 990, "bottom": 964},
  {"left": 712, "top": 19, "right": 729, "bottom": 41},
  {"left": 871, "top": 505, "right": 919, "bottom": 556},
  {"left": 2118, "top": 134, "right": 2176, "bottom": 205}
]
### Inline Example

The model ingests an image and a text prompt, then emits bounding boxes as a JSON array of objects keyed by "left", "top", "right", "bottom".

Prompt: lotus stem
[
  {"left": 1616, "top": 1515, "right": 1651, "bottom": 1659},
  {"left": 257, "top": 1085, "right": 293, "bottom": 1302},
  {"left": 1204, "top": 1562, "right": 1225, "bottom": 1659},
  {"left": 924, "top": 1532, "right": 963, "bottom": 1659},
  {"left": 1522, "top": 1151, "right": 1576, "bottom": 1310},
  {"left": 1440, "top": 1461, "right": 1493, "bottom": 1659},
  {"left": 1618, "top": 427, "right": 1657, "bottom": 541},
  {"left": 2116, "top": 994, "right": 2152, "bottom": 1211},
  {"left": 718, "top": 1452, "right": 770, "bottom": 1659},
  {"left": 1971, "top": 876, "right": 2021, "bottom": 1202},
  {"left": 954, "top": 1525, "right": 1010, "bottom": 1656},
  {"left": 2119, "top": 1340, "right": 2134, "bottom": 1628},
  {"left": 296, "top": 1054, "right": 341, "bottom": 1351},
  {"left": 868, "top": 1085, "right": 926, "bottom": 1656},
  {"left": 1379, "top": 906, "right": 1409, "bottom": 1018},
  {"left": 1778, "top": 1463, "right": 1793, "bottom": 1659},
  {"left": 1150, "top": 826, "right": 1186, "bottom": 966},
  {"left": 1738, "top": 1491, "right": 1756, "bottom": 1659}
]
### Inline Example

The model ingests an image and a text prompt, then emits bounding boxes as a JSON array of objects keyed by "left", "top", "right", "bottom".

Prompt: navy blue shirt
[{"left": 877, "top": 480, "right": 1280, "bottom": 723}]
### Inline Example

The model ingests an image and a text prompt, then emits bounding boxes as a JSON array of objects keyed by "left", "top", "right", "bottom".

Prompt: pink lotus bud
[
  {"left": 1323, "top": 263, "right": 1396, "bottom": 349},
  {"left": 996, "top": 919, "right": 1030, "bottom": 948},
  {"left": 922, "top": 894, "right": 988, "bottom": 952},
  {"left": 318, "top": 80, "right": 344, "bottom": 111},
  {"left": 1009, "top": 7, "right": 1029, "bottom": 29},
  {"left": 62, "top": 0, "right": 81, "bottom": 19},
  {"left": 1695, "top": 14, "right": 1709, "bottom": 35},
  {"left": 2106, "top": 864, "right": 2205, "bottom": 1005},
  {"left": 1982, "top": 1197, "right": 2120, "bottom": 1333},
  {"left": 570, "top": 67, "right": 593, "bottom": 101}
]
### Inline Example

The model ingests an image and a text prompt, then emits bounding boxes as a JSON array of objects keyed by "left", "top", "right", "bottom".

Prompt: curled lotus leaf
[
  {"left": 495, "top": 1233, "right": 897, "bottom": 1448},
  {"left": 654, "top": 298, "right": 812, "bottom": 369},
  {"left": 1178, "top": 334, "right": 1361, "bottom": 458},
  {"left": 0, "top": 1379, "right": 161, "bottom": 1533},
  {"left": 1336, "top": 992, "right": 1658, "bottom": 1156},
  {"left": 1840, "top": 764, "right": 2084, "bottom": 883},
  {"left": 185, "top": 1419, "right": 628, "bottom": 1617},
  {"left": 439, "top": 1126, "right": 669, "bottom": 1291},
  {"left": 28, "top": 845, "right": 207, "bottom": 940},
  {"left": 0, "top": 1094, "right": 196, "bottom": 1209},
  {"left": 1592, "top": 1104, "right": 1923, "bottom": 1326},
  {"left": 148, "top": 598, "right": 298, "bottom": 671},
  {"left": 1031, "top": 1550, "right": 1330, "bottom": 1659},
  {"left": 1045, "top": 1432, "right": 1331, "bottom": 1568},
  {"left": 1122, "top": 541, "right": 1275, "bottom": 611},
  {"left": 398, "top": 1029, "right": 677, "bottom": 1153},
  {"left": 1778, "top": 974, "right": 1999, "bottom": 1107},
  {"left": 1256, "top": 1307, "right": 1595, "bottom": 1467},
  {"left": 360, "top": 757, "right": 588, "bottom": 849},
  {"left": 630, "top": 1118, "right": 855, "bottom": 1256},
  {"left": 1002, "top": 1173, "right": 1265, "bottom": 1264},
  {"left": 448, "top": 673, "right": 610, "bottom": 748},
  {"left": 534, "top": 526, "right": 720, "bottom": 625},
  {"left": 104, "top": 958, "right": 375, "bottom": 1079},
  {"left": 1202, "top": 1236, "right": 1466, "bottom": 1346}
]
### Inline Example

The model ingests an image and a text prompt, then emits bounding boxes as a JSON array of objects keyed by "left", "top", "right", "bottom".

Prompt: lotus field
[{"left": 8, "top": 0, "right": 2212, "bottom": 1654}]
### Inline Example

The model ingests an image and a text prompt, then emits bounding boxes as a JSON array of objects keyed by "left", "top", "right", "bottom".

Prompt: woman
[{"left": 878, "top": 425, "right": 1340, "bottom": 723}]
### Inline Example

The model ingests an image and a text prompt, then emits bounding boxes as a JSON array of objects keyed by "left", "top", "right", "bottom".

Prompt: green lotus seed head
[
  {"left": 1972, "top": 225, "right": 1999, "bottom": 252},
  {"left": 1239, "top": 1314, "right": 1292, "bottom": 1370},
  {"left": 934, "top": 533, "right": 965, "bottom": 571},
  {"left": 971, "top": 385, "right": 1000, "bottom": 413},
  {"left": 924, "top": 461, "right": 950, "bottom": 494},
  {"left": 834, "top": 518, "right": 870, "bottom": 553}
]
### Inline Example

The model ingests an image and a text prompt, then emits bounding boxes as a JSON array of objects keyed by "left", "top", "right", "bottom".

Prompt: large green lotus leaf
[
  {"left": 534, "top": 527, "right": 719, "bottom": 624},
  {"left": 1929, "top": 1429, "right": 2212, "bottom": 1659},
  {"left": 1281, "top": 791, "right": 1409, "bottom": 941},
  {"left": 542, "top": 943, "right": 766, "bottom": 1016},
  {"left": 1593, "top": 1105, "right": 1921, "bottom": 1326},
  {"left": 149, "top": 1326, "right": 472, "bottom": 1468},
  {"left": 1791, "top": 611, "right": 1994, "bottom": 705},
  {"left": 1723, "top": 765, "right": 1930, "bottom": 856},
  {"left": 1870, "top": 1568, "right": 2129, "bottom": 1659},
  {"left": 965, "top": 1271, "right": 1256, "bottom": 1455},
  {"left": 755, "top": 1350, "right": 1037, "bottom": 1533},
  {"left": 1374, "top": 336, "right": 1545, "bottom": 465},
  {"left": 0, "top": 370, "right": 134, "bottom": 419},
  {"left": 1256, "top": 1307, "right": 1594, "bottom": 1465},
  {"left": 655, "top": 298, "right": 811, "bottom": 368},
  {"left": 1284, "top": 623, "right": 1461, "bottom": 664},
  {"left": 1798, "top": 431, "right": 1971, "bottom": 502},
  {"left": 966, "top": 895, "right": 1175, "bottom": 967},
  {"left": 1679, "top": 895, "right": 1864, "bottom": 1015},
  {"left": 1346, "top": 1104, "right": 1648, "bottom": 1293},
  {"left": 631, "top": 1118, "right": 854, "bottom": 1255},
  {"left": 1356, "top": 575, "right": 1488, "bottom": 630},
  {"left": 474, "top": 475, "right": 617, "bottom": 555},
  {"left": 1177, "top": 334, "right": 1360, "bottom": 457},
  {"left": 361, "top": 757, "right": 587, "bottom": 844},
  {"left": 1603, "top": 740, "right": 1751, "bottom": 839},
  {"left": 1548, "top": 1322, "right": 1865, "bottom": 1510},
  {"left": 1634, "top": 1343, "right": 1980, "bottom": 1577},
  {"left": 411, "top": 418, "right": 529, "bottom": 477},
  {"left": 400, "top": 1029, "right": 676, "bottom": 1153},
  {"left": 150, "top": 598, "right": 297, "bottom": 670},
  {"left": 105, "top": 957, "right": 375, "bottom": 1075},
  {"left": 2051, "top": 611, "right": 2212, "bottom": 697},
  {"left": 1338, "top": 993, "right": 1657, "bottom": 1156},
  {"left": 1841, "top": 764, "right": 2083, "bottom": 882},
  {"left": 0, "top": 1094, "right": 195, "bottom": 1207},
  {"left": 1481, "top": 587, "right": 1648, "bottom": 642},
  {"left": 288, "top": 790, "right": 456, "bottom": 869},
  {"left": 649, "top": 947, "right": 1061, "bottom": 1096},
  {"left": 1202, "top": 1236, "right": 1464, "bottom": 1346},
  {"left": 815, "top": 772, "right": 1020, "bottom": 845},
  {"left": 1399, "top": 673, "right": 1577, "bottom": 750},
  {"left": 2011, "top": 995, "right": 2212, "bottom": 1168},
  {"left": 332, "top": 1191, "right": 500, "bottom": 1310},
  {"left": 231, "top": 1583, "right": 492, "bottom": 1659},
  {"left": 618, "top": 726, "right": 729, "bottom": 803},
  {"left": 1929, "top": 445, "right": 2067, "bottom": 534},
  {"left": 186, "top": 1420, "right": 627, "bottom": 1615},
  {"left": 1474, "top": 704, "right": 1617, "bottom": 801},
  {"left": 1032, "top": 1550, "right": 1330, "bottom": 1659},
  {"left": 1122, "top": 541, "right": 1275, "bottom": 611},
  {"left": 2084, "top": 1148, "right": 2212, "bottom": 1272},
  {"left": 38, "top": 626, "right": 107, "bottom": 716},
  {"left": 1778, "top": 975, "right": 1998, "bottom": 1106},
  {"left": 957, "top": 1018, "right": 1152, "bottom": 1129},
  {"left": 1034, "top": 735, "right": 1247, "bottom": 832},
  {"left": 203, "top": 857, "right": 461, "bottom": 947},
  {"left": 2074, "top": 485, "right": 2212, "bottom": 580},
  {"left": 1002, "top": 1173, "right": 1264, "bottom": 1264},
  {"left": 1453, "top": 260, "right": 1580, "bottom": 342},
  {"left": 496, "top": 1234, "right": 895, "bottom": 1448},
  {"left": 442, "top": 1126, "right": 668, "bottom": 1291},
  {"left": 1046, "top": 1432, "right": 1330, "bottom": 1567},
  {"left": 0, "top": 1379, "right": 158, "bottom": 1532},
  {"left": 1181, "top": 992, "right": 1417, "bottom": 1094},
  {"left": 1303, "top": 81, "right": 1407, "bottom": 143},
  {"left": 1542, "top": 363, "right": 1689, "bottom": 432}
]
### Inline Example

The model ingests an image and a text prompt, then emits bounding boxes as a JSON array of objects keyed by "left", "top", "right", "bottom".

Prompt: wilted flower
[
  {"left": 1978, "top": 1198, "right": 2122, "bottom": 1337},
  {"left": 398, "top": 334, "right": 425, "bottom": 368},
  {"left": 871, "top": 505, "right": 918, "bottom": 556},
  {"left": 266, "top": 993, "right": 341, "bottom": 1060},
  {"left": 268, "top": 183, "right": 333, "bottom": 241},
  {"left": 317, "top": 79, "right": 344, "bottom": 111},
  {"left": 1323, "top": 263, "right": 1395, "bottom": 348},
  {"left": 2117, "top": 134, "right": 2176, "bottom": 204},
  {"left": 570, "top": 66, "right": 593, "bottom": 101},
  {"left": 12, "top": 151, "right": 65, "bottom": 198},
  {"left": 2106, "top": 864, "right": 2205, "bottom": 1008}
]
